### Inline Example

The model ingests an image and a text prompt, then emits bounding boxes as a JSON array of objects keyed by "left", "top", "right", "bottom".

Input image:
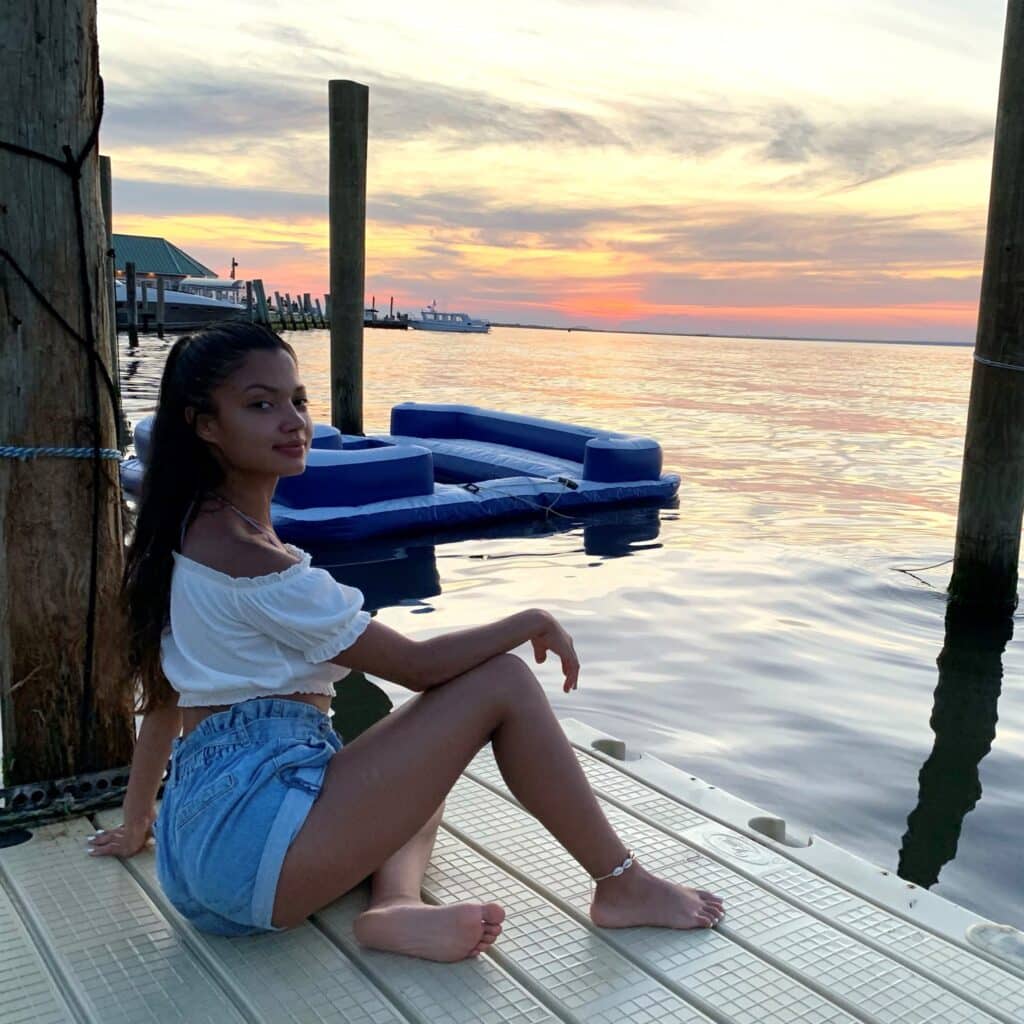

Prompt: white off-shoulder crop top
[{"left": 160, "top": 543, "right": 372, "bottom": 708}]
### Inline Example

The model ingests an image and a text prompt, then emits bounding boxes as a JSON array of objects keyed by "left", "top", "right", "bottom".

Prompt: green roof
[{"left": 112, "top": 234, "right": 216, "bottom": 278}]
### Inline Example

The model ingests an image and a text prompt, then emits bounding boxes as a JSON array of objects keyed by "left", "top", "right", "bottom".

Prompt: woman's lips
[{"left": 275, "top": 443, "right": 305, "bottom": 458}]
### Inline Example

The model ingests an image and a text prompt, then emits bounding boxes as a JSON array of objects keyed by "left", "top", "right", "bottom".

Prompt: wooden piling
[
  {"left": 0, "top": 0, "right": 134, "bottom": 784},
  {"left": 314, "top": 297, "right": 325, "bottom": 326},
  {"left": 125, "top": 261, "right": 138, "bottom": 347},
  {"left": 245, "top": 280, "right": 254, "bottom": 322},
  {"left": 155, "top": 277, "right": 165, "bottom": 338},
  {"left": 98, "top": 154, "right": 126, "bottom": 452},
  {"left": 253, "top": 279, "right": 270, "bottom": 325},
  {"left": 329, "top": 79, "right": 368, "bottom": 434},
  {"left": 949, "top": 0, "right": 1024, "bottom": 615}
]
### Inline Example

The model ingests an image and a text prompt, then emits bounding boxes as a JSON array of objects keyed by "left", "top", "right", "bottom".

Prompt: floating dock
[{"left": 2, "top": 718, "right": 1022, "bottom": 1023}]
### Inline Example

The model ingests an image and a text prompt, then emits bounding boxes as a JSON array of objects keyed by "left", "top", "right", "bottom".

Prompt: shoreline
[{"left": 488, "top": 321, "right": 974, "bottom": 347}]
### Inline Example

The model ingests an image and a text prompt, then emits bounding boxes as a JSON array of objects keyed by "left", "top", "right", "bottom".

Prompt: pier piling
[
  {"left": 950, "top": 0, "right": 1024, "bottom": 616},
  {"left": 155, "top": 278, "right": 165, "bottom": 338},
  {"left": 98, "top": 154, "right": 126, "bottom": 452},
  {"left": 0, "top": 0, "right": 134, "bottom": 784},
  {"left": 329, "top": 79, "right": 368, "bottom": 434},
  {"left": 253, "top": 279, "right": 270, "bottom": 325},
  {"left": 125, "top": 261, "right": 138, "bottom": 347}
]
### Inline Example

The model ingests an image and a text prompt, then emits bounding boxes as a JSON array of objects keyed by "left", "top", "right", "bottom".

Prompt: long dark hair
[{"left": 122, "top": 322, "right": 298, "bottom": 713}]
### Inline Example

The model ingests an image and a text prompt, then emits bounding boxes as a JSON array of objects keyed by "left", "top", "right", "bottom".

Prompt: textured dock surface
[{"left": 2, "top": 719, "right": 1022, "bottom": 1024}]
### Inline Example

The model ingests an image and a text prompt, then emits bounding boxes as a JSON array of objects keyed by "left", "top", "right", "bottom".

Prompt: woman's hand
[
  {"left": 87, "top": 816, "right": 155, "bottom": 859},
  {"left": 529, "top": 610, "right": 580, "bottom": 693}
]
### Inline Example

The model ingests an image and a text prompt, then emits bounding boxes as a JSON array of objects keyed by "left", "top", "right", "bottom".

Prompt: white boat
[
  {"left": 408, "top": 300, "right": 490, "bottom": 333},
  {"left": 114, "top": 279, "right": 245, "bottom": 330}
]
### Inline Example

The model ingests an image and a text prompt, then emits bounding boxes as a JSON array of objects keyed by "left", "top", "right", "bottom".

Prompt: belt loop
[{"left": 168, "top": 735, "right": 185, "bottom": 784}]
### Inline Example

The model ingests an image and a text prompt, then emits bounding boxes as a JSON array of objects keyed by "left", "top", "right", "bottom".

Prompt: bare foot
[
  {"left": 590, "top": 861, "right": 724, "bottom": 930},
  {"left": 353, "top": 899, "right": 505, "bottom": 961}
]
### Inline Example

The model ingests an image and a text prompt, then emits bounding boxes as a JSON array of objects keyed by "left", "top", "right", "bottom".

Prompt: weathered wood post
[
  {"left": 0, "top": 0, "right": 134, "bottom": 784},
  {"left": 314, "top": 297, "right": 325, "bottom": 326},
  {"left": 329, "top": 80, "right": 368, "bottom": 434},
  {"left": 949, "top": 0, "right": 1024, "bottom": 616},
  {"left": 98, "top": 154, "right": 126, "bottom": 452},
  {"left": 155, "top": 277, "right": 165, "bottom": 338},
  {"left": 253, "top": 279, "right": 270, "bottom": 325},
  {"left": 125, "top": 261, "right": 139, "bottom": 347},
  {"left": 140, "top": 279, "right": 149, "bottom": 331},
  {"left": 245, "top": 280, "right": 254, "bottom": 322}
]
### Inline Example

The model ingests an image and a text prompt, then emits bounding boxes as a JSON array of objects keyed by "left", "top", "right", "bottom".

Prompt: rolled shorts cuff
[{"left": 251, "top": 784, "right": 318, "bottom": 931}]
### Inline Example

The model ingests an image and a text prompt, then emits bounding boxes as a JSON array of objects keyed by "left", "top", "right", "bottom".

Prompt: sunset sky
[{"left": 99, "top": 1, "right": 1006, "bottom": 342}]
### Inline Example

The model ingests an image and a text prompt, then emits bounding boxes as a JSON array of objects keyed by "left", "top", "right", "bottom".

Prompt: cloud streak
[{"left": 103, "top": 63, "right": 993, "bottom": 193}]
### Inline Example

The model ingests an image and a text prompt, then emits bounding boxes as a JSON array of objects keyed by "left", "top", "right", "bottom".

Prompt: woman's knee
[{"left": 488, "top": 653, "right": 545, "bottom": 705}]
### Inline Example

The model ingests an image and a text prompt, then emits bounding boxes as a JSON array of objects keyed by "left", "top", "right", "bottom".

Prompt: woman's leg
[
  {"left": 273, "top": 653, "right": 723, "bottom": 943},
  {"left": 353, "top": 801, "right": 504, "bottom": 960}
]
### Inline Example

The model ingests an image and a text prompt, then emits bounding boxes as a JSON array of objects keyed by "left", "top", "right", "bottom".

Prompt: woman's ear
[{"left": 185, "top": 406, "right": 215, "bottom": 444}]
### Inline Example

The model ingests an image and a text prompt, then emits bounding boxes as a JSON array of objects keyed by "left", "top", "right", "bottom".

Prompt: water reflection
[
  {"left": 898, "top": 606, "right": 1007, "bottom": 888},
  {"left": 309, "top": 505, "right": 668, "bottom": 609}
]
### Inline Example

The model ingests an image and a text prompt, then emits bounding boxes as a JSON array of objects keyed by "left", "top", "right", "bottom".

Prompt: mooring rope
[
  {"left": 0, "top": 446, "right": 122, "bottom": 461},
  {"left": 974, "top": 353, "right": 1024, "bottom": 373},
  {"left": 0, "top": 77, "right": 115, "bottom": 772}
]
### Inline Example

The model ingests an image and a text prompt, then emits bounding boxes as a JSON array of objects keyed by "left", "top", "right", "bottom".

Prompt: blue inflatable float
[{"left": 121, "top": 403, "right": 680, "bottom": 542}]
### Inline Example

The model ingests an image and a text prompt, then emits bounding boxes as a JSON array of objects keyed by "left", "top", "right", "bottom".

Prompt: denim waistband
[{"left": 169, "top": 698, "right": 332, "bottom": 783}]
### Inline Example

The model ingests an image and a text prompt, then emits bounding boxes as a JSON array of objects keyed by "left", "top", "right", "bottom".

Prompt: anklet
[{"left": 592, "top": 849, "right": 635, "bottom": 882}]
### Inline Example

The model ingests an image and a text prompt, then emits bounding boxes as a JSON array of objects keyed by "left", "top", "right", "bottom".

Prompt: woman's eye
[{"left": 250, "top": 398, "right": 307, "bottom": 409}]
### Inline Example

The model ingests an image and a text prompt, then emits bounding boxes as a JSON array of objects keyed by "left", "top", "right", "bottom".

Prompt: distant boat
[
  {"left": 114, "top": 279, "right": 244, "bottom": 330},
  {"left": 364, "top": 294, "right": 409, "bottom": 330},
  {"left": 408, "top": 300, "right": 490, "bottom": 334}
]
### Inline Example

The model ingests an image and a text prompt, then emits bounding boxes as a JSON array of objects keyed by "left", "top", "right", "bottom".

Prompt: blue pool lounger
[{"left": 121, "top": 402, "right": 681, "bottom": 542}]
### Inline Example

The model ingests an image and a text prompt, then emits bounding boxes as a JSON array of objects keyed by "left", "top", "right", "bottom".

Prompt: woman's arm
[
  {"left": 88, "top": 699, "right": 182, "bottom": 858},
  {"left": 331, "top": 608, "right": 580, "bottom": 693}
]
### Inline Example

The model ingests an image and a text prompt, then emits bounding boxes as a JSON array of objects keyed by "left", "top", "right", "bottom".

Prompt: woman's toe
[{"left": 482, "top": 902, "right": 505, "bottom": 926}]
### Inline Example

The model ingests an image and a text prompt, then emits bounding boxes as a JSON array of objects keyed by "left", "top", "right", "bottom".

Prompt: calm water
[{"left": 116, "top": 326, "right": 1023, "bottom": 928}]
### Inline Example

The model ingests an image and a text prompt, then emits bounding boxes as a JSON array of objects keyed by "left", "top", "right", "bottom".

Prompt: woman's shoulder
[{"left": 180, "top": 503, "right": 302, "bottom": 581}]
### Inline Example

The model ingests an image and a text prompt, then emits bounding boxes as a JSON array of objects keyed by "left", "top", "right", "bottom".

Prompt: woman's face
[{"left": 192, "top": 348, "right": 313, "bottom": 478}]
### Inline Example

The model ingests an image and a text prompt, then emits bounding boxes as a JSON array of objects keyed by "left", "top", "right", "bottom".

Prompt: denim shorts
[{"left": 154, "top": 698, "right": 342, "bottom": 937}]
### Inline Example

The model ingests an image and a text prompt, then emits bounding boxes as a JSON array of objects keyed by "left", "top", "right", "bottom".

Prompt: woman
[{"left": 88, "top": 323, "right": 724, "bottom": 960}]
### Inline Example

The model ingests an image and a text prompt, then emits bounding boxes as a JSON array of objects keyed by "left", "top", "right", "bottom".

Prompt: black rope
[{"left": 0, "top": 76, "right": 112, "bottom": 767}]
